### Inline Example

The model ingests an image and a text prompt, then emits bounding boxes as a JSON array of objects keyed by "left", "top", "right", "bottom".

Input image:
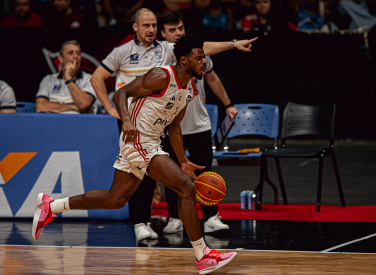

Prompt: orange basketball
[{"left": 194, "top": 172, "right": 226, "bottom": 206}]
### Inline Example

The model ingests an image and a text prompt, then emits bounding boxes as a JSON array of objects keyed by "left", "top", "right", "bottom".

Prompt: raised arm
[
  {"left": 203, "top": 37, "right": 258, "bottom": 56},
  {"left": 113, "top": 68, "right": 168, "bottom": 143},
  {"left": 167, "top": 106, "right": 205, "bottom": 178}
]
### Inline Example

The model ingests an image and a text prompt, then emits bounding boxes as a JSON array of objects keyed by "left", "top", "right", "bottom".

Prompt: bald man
[{"left": 90, "top": 8, "right": 257, "bottom": 242}]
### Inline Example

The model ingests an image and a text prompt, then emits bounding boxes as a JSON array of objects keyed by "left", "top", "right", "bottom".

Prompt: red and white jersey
[{"left": 129, "top": 65, "right": 197, "bottom": 141}]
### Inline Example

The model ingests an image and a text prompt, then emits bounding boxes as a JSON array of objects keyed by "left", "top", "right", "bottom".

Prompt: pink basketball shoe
[
  {"left": 195, "top": 246, "right": 237, "bottom": 274},
  {"left": 32, "top": 193, "right": 57, "bottom": 241}
]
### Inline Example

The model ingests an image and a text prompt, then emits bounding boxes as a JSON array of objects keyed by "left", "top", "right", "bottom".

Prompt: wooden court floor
[{"left": 1, "top": 246, "right": 375, "bottom": 274}]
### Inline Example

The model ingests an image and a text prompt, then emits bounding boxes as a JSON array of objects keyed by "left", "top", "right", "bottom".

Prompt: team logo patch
[
  {"left": 130, "top": 54, "right": 139, "bottom": 61},
  {"left": 165, "top": 102, "right": 174, "bottom": 110},
  {"left": 186, "top": 95, "right": 192, "bottom": 104},
  {"left": 52, "top": 85, "right": 61, "bottom": 92},
  {"left": 154, "top": 51, "right": 162, "bottom": 60}
]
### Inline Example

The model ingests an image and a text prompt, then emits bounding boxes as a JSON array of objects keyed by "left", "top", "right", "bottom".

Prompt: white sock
[
  {"left": 50, "top": 197, "right": 70, "bottom": 213},
  {"left": 191, "top": 237, "right": 207, "bottom": 261}
]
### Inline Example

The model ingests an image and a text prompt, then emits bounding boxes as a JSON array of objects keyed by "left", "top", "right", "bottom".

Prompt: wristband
[
  {"left": 225, "top": 103, "right": 234, "bottom": 109},
  {"left": 65, "top": 78, "right": 76, "bottom": 85},
  {"left": 231, "top": 39, "right": 237, "bottom": 50}
]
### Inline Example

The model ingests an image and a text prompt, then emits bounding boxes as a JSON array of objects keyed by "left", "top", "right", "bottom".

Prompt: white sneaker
[
  {"left": 163, "top": 217, "right": 183, "bottom": 234},
  {"left": 204, "top": 213, "right": 230, "bottom": 233},
  {"left": 134, "top": 223, "right": 151, "bottom": 241},
  {"left": 146, "top": 222, "right": 158, "bottom": 239}
]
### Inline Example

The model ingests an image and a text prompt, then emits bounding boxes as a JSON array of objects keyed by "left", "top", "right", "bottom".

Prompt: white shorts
[{"left": 113, "top": 133, "right": 168, "bottom": 180}]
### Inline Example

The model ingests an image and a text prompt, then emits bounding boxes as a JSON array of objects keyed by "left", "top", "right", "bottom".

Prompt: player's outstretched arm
[
  {"left": 203, "top": 37, "right": 258, "bottom": 55},
  {"left": 168, "top": 107, "right": 205, "bottom": 179},
  {"left": 113, "top": 68, "right": 168, "bottom": 143}
]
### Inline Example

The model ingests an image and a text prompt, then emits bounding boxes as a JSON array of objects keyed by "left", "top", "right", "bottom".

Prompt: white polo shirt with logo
[
  {"left": 36, "top": 71, "right": 96, "bottom": 112},
  {"left": 0, "top": 80, "right": 16, "bottom": 111},
  {"left": 101, "top": 37, "right": 176, "bottom": 90}
]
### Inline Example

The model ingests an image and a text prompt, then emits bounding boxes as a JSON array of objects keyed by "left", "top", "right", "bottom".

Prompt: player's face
[
  {"left": 255, "top": 0, "right": 271, "bottom": 15},
  {"left": 60, "top": 44, "right": 81, "bottom": 71},
  {"left": 162, "top": 20, "right": 185, "bottom": 43},
  {"left": 134, "top": 12, "right": 157, "bottom": 45},
  {"left": 14, "top": 0, "right": 29, "bottom": 17},
  {"left": 187, "top": 48, "right": 207, "bottom": 80}
]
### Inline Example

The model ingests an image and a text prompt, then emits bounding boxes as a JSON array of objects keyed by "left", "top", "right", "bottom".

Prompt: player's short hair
[
  {"left": 158, "top": 12, "right": 183, "bottom": 33},
  {"left": 60, "top": 40, "right": 81, "bottom": 56},
  {"left": 173, "top": 34, "right": 204, "bottom": 63}
]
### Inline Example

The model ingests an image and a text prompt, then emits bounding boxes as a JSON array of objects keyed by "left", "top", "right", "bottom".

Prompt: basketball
[{"left": 194, "top": 172, "right": 226, "bottom": 206}]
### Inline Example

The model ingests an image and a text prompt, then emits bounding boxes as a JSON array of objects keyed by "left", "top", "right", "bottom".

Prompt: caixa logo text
[{"left": 0, "top": 152, "right": 87, "bottom": 217}]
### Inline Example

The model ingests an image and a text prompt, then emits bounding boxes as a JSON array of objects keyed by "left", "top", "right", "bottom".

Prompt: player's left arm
[
  {"left": 167, "top": 106, "right": 205, "bottom": 179},
  {"left": 205, "top": 70, "right": 238, "bottom": 119},
  {"left": 203, "top": 37, "right": 258, "bottom": 55}
]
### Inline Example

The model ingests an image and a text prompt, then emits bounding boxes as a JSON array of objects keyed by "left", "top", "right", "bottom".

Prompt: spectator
[
  {"left": 35, "top": 40, "right": 96, "bottom": 114},
  {"left": 338, "top": 0, "right": 376, "bottom": 30},
  {"left": 163, "top": 0, "right": 192, "bottom": 12},
  {"left": 43, "top": 0, "right": 84, "bottom": 28},
  {"left": 297, "top": 0, "right": 325, "bottom": 30},
  {"left": 203, "top": 2, "right": 229, "bottom": 29},
  {"left": 242, "top": 0, "right": 296, "bottom": 32},
  {"left": 0, "top": 0, "right": 44, "bottom": 27},
  {"left": 108, "top": 0, "right": 143, "bottom": 29},
  {"left": 0, "top": 80, "right": 16, "bottom": 113}
]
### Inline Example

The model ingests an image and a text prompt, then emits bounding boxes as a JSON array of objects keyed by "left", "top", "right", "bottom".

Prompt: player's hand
[
  {"left": 234, "top": 38, "right": 258, "bottom": 52},
  {"left": 122, "top": 120, "right": 138, "bottom": 143},
  {"left": 64, "top": 59, "right": 77, "bottom": 80},
  {"left": 226, "top": 106, "right": 238, "bottom": 119},
  {"left": 107, "top": 106, "right": 121, "bottom": 119},
  {"left": 181, "top": 161, "right": 205, "bottom": 179}
]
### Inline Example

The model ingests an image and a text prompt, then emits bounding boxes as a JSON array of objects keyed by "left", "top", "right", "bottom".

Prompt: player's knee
[{"left": 181, "top": 179, "right": 196, "bottom": 199}]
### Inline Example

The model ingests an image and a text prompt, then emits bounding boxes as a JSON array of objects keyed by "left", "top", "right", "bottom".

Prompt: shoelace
[{"left": 207, "top": 246, "right": 223, "bottom": 259}]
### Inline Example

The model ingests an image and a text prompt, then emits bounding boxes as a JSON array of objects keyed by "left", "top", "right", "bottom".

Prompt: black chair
[{"left": 255, "top": 102, "right": 346, "bottom": 212}]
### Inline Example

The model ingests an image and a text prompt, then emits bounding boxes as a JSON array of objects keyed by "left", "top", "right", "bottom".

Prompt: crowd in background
[{"left": 1, "top": 0, "right": 376, "bottom": 31}]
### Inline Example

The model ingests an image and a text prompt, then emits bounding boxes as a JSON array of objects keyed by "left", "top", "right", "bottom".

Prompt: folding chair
[
  {"left": 256, "top": 102, "right": 346, "bottom": 212},
  {"left": 16, "top": 102, "right": 36, "bottom": 113},
  {"left": 213, "top": 104, "right": 282, "bottom": 204}
]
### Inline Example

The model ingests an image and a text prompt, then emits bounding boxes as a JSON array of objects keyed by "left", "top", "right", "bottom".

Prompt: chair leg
[
  {"left": 316, "top": 157, "right": 324, "bottom": 213},
  {"left": 255, "top": 157, "right": 266, "bottom": 211},
  {"left": 264, "top": 165, "right": 279, "bottom": 205},
  {"left": 275, "top": 157, "right": 288, "bottom": 205},
  {"left": 331, "top": 152, "right": 346, "bottom": 207}
]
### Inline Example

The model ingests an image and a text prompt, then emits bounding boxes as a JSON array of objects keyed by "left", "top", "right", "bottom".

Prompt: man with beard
[
  {"left": 0, "top": 0, "right": 43, "bottom": 27},
  {"left": 90, "top": 8, "right": 257, "bottom": 242},
  {"left": 33, "top": 34, "right": 238, "bottom": 274}
]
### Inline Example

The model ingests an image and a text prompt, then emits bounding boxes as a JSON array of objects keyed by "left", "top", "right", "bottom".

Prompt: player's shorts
[{"left": 113, "top": 133, "right": 168, "bottom": 180}]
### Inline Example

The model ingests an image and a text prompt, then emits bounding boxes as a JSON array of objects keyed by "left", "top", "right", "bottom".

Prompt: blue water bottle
[
  {"left": 240, "top": 191, "right": 247, "bottom": 209},
  {"left": 247, "top": 191, "right": 254, "bottom": 210}
]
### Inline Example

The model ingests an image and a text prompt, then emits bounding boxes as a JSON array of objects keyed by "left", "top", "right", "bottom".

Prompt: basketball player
[
  {"left": 32, "top": 34, "right": 238, "bottom": 274},
  {"left": 160, "top": 12, "right": 238, "bottom": 235},
  {"left": 90, "top": 8, "right": 257, "bottom": 241}
]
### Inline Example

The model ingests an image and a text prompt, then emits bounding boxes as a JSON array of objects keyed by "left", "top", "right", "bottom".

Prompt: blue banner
[{"left": 0, "top": 113, "right": 129, "bottom": 219}]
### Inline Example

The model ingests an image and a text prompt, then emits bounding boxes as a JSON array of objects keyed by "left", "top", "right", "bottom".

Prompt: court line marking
[
  {"left": 2, "top": 244, "right": 376, "bottom": 255},
  {"left": 321, "top": 232, "right": 376, "bottom": 252}
]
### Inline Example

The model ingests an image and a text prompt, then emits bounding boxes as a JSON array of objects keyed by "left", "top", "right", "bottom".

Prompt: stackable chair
[
  {"left": 213, "top": 104, "right": 282, "bottom": 204},
  {"left": 256, "top": 102, "right": 346, "bottom": 212},
  {"left": 16, "top": 102, "right": 36, "bottom": 113},
  {"left": 186, "top": 104, "right": 218, "bottom": 158}
]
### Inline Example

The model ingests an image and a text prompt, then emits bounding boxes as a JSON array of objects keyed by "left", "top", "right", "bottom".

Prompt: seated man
[
  {"left": 43, "top": 0, "right": 84, "bottom": 28},
  {"left": 0, "top": 0, "right": 44, "bottom": 27},
  {"left": 35, "top": 40, "right": 96, "bottom": 114},
  {"left": 0, "top": 80, "right": 17, "bottom": 113}
]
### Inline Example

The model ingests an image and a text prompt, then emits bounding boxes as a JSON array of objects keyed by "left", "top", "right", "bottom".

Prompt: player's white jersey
[
  {"left": 101, "top": 37, "right": 176, "bottom": 91},
  {"left": 129, "top": 65, "right": 197, "bottom": 141}
]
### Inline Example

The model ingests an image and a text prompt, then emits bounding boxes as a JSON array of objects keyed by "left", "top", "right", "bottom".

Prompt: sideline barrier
[{"left": 0, "top": 113, "right": 129, "bottom": 219}]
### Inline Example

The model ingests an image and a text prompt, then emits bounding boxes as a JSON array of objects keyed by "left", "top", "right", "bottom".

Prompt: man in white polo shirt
[
  {"left": 0, "top": 80, "right": 17, "bottom": 113},
  {"left": 35, "top": 40, "right": 96, "bottom": 114},
  {"left": 90, "top": 8, "right": 256, "bottom": 242}
]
